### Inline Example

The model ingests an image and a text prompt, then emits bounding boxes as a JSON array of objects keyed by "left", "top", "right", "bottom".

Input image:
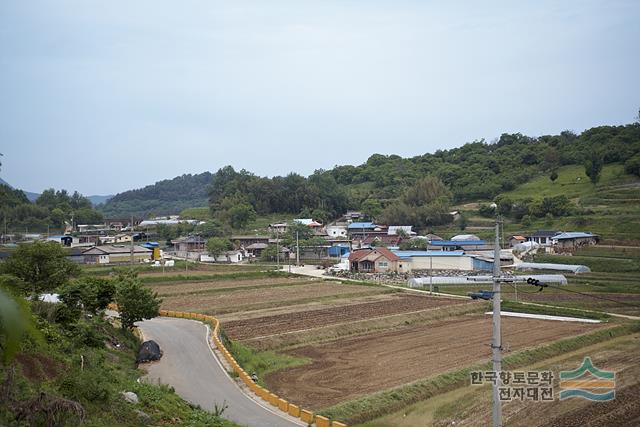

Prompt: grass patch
[
  {"left": 502, "top": 164, "right": 634, "bottom": 199},
  {"left": 320, "top": 322, "right": 640, "bottom": 425},
  {"left": 534, "top": 254, "right": 640, "bottom": 273},
  {"left": 219, "top": 329, "right": 309, "bottom": 387},
  {"left": 500, "top": 300, "right": 611, "bottom": 320}
]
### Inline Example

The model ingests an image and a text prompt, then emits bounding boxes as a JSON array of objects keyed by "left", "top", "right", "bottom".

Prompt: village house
[
  {"left": 326, "top": 225, "right": 348, "bottom": 238},
  {"left": 429, "top": 238, "right": 487, "bottom": 252},
  {"left": 508, "top": 235, "right": 526, "bottom": 247},
  {"left": 342, "top": 211, "right": 363, "bottom": 221},
  {"left": 526, "top": 230, "right": 560, "bottom": 246},
  {"left": 245, "top": 242, "right": 269, "bottom": 257},
  {"left": 348, "top": 247, "right": 403, "bottom": 273},
  {"left": 387, "top": 226, "right": 416, "bottom": 236},
  {"left": 268, "top": 223, "right": 288, "bottom": 234},
  {"left": 171, "top": 235, "right": 206, "bottom": 253},
  {"left": 294, "top": 218, "right": 324, "bottom": 231},
  {"left": 362, "top": 234, "right": 402, "bottom": 247},
  {"left": 551, "top": 232, "right": 599, "bottom": 252},
  {"left": 100, "top": 234, "right": 132, "bottom": 245},
  {"left": 81, "top": 245, "right": 152, "bottom": 264}
]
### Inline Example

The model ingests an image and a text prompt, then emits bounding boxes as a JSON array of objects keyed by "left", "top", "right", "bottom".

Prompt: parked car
[{"left": 468, "top": 289, "right": 495, "bottom": 300}]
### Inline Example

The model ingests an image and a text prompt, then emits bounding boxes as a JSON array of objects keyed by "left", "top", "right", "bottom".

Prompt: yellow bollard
[
  {"left": 300, "top": 410, "right": 314, "bottom": 424},
  {"left": 315, "top": 415, "right": 330, "bottom": 427},
  {"left": 332, "top": 422, "right": 348, "bottom": 427},
  {"left": 288, "top": 404, "right": 300, "bottom": 418},
  {"left": 278, "top": 398, "right": 289, "bottom": 412},
  {"left": 269, "top": 393, "right": 279, "bottom": 407}
]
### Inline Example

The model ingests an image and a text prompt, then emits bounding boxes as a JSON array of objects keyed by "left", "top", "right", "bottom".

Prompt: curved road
[{"left": 137, "top": 317, "right": 303, "bottom": 427}]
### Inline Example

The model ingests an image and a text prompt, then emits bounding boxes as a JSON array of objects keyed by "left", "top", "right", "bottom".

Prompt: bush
[
  {"left": 58, "top": 367, "right": 113, "bottom": 403},
  {"left": 624, "top": 154, "right": 640, "bottom": 177}
]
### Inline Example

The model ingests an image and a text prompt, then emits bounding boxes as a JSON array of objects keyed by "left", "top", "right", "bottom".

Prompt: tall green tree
[
  {"left": 584, "top": 152, "right": 604, "bottom": 184},
  {"left": 1, "top": 241, "right": 80, "bottom": 296},
  {"left": 114, "top": 274, "right": 161, "bottom": 330},
  {"left": 206, "top": 237, "right": 233, "bottom": 259}
]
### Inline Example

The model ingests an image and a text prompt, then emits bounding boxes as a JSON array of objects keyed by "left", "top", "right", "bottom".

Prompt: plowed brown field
[
  {"left": 223, "top": 293, "right": 470, "bottom": 339},
  {"left": 150, "top": 277, "right": 318, "bottom": 296},
  {"left": 161, "top": 282, "right": 388, "bottom": 314},
  {"left": 266, "top": 315, "right": 604, "bottom": 409}
]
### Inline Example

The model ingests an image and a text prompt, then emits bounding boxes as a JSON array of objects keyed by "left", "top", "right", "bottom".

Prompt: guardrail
[{"left": 158, "top": 310, "right": 348, "bottom": 427}]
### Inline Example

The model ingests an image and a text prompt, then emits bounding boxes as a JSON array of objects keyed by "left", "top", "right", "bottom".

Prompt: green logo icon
[{"left": 559, "top": 357, "right": 615, "bottom": 401}]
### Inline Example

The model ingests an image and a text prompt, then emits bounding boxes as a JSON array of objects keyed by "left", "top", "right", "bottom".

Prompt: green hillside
[
  {"left": 91, "top": 121, "right": 640, "bottom": 242},
  {"left": 99, "top": 172, "right": 213, "bottom": 218},
  {"left": 496, "top": 164, "right": 640, "bottom": 242}
]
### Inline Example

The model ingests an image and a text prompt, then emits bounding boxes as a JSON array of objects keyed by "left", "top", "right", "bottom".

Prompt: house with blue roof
[{"left": 347, "top": 222, "right": 377, "bottom": 231}]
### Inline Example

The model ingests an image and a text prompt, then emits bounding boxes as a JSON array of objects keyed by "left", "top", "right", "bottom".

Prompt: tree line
[
  {"left": 202, "top": 121, "right": 639, "bottom": 230},
  {"left": 75, "top": 118, "right": 640, "bottom": 225},
  {"left": 0, "top": 187, "right": 104, "bottom": 234}
]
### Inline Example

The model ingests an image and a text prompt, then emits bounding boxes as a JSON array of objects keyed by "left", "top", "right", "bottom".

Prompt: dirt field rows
[
  {"left": 266, "top": 315, "right": 604, "bottom": 409},
  {"left": 223, "top": 294, "right": 469, "bottom": 340},
  {"left": 150, "top": 277, "right": 318, "bottom": 296},
  {"left": 160, "top": 281, "right": 389, "bottom": 314},
  {"left": 149, "top": 269, "right": 630, "bottom": 424}
]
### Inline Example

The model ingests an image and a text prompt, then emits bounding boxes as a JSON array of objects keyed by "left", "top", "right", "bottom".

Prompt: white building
[
  {"left": 200, "top": 250, "right": 244, "bottom": 263},
  {"left": 391, "top": 250, "right": 473, "bottom": 272},
  {"left": 326, "top": 225, "right": 348, "bottom": 238}
]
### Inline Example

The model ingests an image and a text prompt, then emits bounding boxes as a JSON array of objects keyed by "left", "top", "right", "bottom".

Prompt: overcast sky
[{"left": 1, "top": 1, "right": 638, "bottom": 195}]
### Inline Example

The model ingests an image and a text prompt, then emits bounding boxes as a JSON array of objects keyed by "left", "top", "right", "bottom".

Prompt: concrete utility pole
[
  {"left": 296, "top": 231, "right": 300, "bottom": 266},
  {"left": 429, "top": 255, "right": 433, "bottom": 294},
  {"left": 492, "top": 219, "right": 502, "bottom": 427},
  {"left": 276, "top": 231, "right": 280, "bottom": 270},
  {"left": 130, "top": 214, "right": 134, "bottom": 266}
]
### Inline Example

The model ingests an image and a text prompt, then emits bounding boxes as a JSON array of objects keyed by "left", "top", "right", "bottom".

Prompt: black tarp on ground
[{"left": 137, "top": 340, "right": 162, "bottom": 363}]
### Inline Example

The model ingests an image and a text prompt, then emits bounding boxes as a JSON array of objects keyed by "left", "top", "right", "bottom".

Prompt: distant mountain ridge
[
  {"left": 0, "top": 177, "right": 112, "bottom": 205},
  {"left": 98, "top": 172, "right": 213, "bottom": 217}
]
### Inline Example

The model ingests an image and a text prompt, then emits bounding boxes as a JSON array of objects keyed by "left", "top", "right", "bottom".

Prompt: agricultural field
[
  {"left": 359, "top": 331, "right": 640, "bottom": 427},
  {"left": 266, "top": 315, "right": 603, "bottom": 410},
  {"left": 423, "top": 245, "right": 640, "bottom": 317},
  {"left": 143, "top": 267, "right": 639, "bottom": 425}
]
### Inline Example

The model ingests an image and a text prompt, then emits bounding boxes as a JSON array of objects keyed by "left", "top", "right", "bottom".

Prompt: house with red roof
[
  {"left": 348, "top": 247, "right": 403, "bottom": 273},
  {"left": 508, "top": 235, "right": 527, "bottom": 247}
]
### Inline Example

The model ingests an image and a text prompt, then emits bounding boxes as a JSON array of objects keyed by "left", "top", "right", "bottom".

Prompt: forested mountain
[
  {"left": 0, "top": 186, "right": 104, "bottom": 232},
  {"left": 99, "top": 122, "right": 640, "bottom": 222},
  {"left": 98, "top": 172, "right": 213, "bottom": 217}
]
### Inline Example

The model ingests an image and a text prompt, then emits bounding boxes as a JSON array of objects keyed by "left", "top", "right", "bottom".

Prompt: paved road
[{"left": 137, "top": 317, "right": 303, "bottom": 427}]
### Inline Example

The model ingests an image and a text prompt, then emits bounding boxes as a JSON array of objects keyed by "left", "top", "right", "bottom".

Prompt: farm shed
[
  {"left": 391, "top": 250, "right": 473, "bottom": 272},
  {"left": 551, "top": 232, "right": 599, "bottom": 252},
  {"left": 82, "top": 245, "right": 152, "bottom": 264}
]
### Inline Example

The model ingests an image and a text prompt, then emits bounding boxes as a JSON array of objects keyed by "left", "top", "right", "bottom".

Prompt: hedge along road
[{"left": 137, "top": 317, "right": 304, "bottom": 427}]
